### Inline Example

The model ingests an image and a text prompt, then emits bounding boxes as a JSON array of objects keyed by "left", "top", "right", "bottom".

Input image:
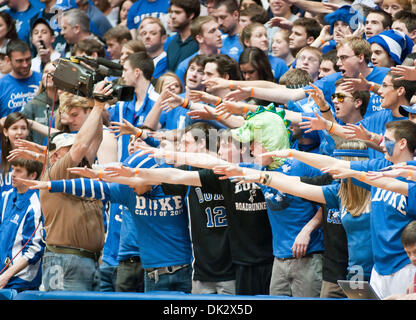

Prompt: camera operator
[
  {"left": 39, "top": 80, "right": 113, "bottom": 292},
  {"left": 0, "top": 39, "right": 42, "bottom": 119}
]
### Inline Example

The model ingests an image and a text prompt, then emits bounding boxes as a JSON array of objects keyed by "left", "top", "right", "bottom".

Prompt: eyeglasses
[
  {"left": 331, "top": 92, "right": 354, "bottom": 102},
  {"left": 337, "top": 55, "right": 356, "bottom": 62}
]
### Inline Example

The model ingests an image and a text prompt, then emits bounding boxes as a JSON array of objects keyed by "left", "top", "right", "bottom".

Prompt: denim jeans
[
  {"left": 99, "top": 261, "right": 118, "bottom": 292},
  {"left": 144, "top": 265, "right": 192, "bottom": 293},
  {"left": 41, "top": 251, "right": 99, "bottom": 292},
  {"left": 115, "top": 257, "right": 144, "bottom": 292}
]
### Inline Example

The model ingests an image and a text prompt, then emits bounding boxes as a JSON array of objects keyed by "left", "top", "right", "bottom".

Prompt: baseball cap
[
  {"left": 399, "top": 103, "right": 416, "bottom": 117},
  {"left": 50, "top": 133, "right": 76, "bottom": 151}
]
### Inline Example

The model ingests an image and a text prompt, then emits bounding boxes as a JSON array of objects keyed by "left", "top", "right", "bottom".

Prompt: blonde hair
[
  {"left": 155, "top": 72, "right": 183, "bottom": 93},
  {"left": 55, "top": 92, "right": 93, "bottom": 131},
  {"left": 337, "top": 140, "right": 372, "bottom": 217},
  {"left": 240, "top": 22, "right": 266, "bottom": 48}
]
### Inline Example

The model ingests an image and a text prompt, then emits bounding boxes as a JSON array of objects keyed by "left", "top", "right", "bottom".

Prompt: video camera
[{"left": 51, "top": 56, "right": 134, "bottom": 102}]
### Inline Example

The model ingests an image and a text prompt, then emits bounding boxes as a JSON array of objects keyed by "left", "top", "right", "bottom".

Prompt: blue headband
[{"left": 333, "top": 149, "right": 369, "bottom": 158}]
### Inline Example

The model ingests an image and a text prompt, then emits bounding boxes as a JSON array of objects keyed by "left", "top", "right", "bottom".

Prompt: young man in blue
[
  {"left": 126, "top": 0, "right": 170, "bottom": 40},
  {"left": 0, "top": 40, "right": 42, "bottom": 119},
  {"left": 261, "top": 119, "right": 416, "bottom": 299},
  {"left": 107, "top": 51, "right": 159, "bottom": 161},
  {"left": 0, "top": 159, "right": 44, "bottom": 292},
  {"left": 213, "top": 0, "right": 243, "bottom": 62},
  {"left": 5, "top": 0, "right": 44, "bottom": 44},
  {"left": 165, "top": 0, "right": 200, "bottom": 72}
]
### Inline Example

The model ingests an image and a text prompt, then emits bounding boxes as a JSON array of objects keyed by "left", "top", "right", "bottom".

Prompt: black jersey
[
  {"left": 161, "top": 166, "right": 235, "bottom": 282},
  {"left": 198, "top": 169, "right": 274, "bottom": 266}
]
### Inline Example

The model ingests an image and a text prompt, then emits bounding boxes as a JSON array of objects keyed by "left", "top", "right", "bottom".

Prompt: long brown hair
[{"left": 1, "top": 112, "right": 29, "bottom": 173}]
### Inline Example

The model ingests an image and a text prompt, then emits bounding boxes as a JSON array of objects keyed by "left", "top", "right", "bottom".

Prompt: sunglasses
[{"left": 331, "top": 92, "right": 354, "bottom": 102}]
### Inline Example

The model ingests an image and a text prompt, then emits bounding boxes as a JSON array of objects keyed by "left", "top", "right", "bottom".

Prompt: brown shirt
[{"left": 39, "top": 152, "right": 104, "bottom": 253}]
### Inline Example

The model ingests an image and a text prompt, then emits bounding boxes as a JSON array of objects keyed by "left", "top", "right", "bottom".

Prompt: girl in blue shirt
[{"left": 1, "top": 112, "right": 31, "bottom": 194}]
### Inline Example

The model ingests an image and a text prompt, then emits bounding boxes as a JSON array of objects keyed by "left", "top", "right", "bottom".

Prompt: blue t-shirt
[
  {"left": 350, "top": 159, "right": 416, "bottom": 275},
  {"left": 175, "top": 52, "right": 198, "bottom": 87},
  {"left": 49, "top": 171, "right": 192, "bottom": 268},
  {"left": 0, "top": 72, "right": 42, "bottom": 118},
  {"left": 360, "top": 109, "right": 407, "bottom": 159},
  {"left": 220, "top": 33, "right": 243, "bottom": 62},
  {"left": 5, "top": 2, "right": 44, "bottom": 44},
  {"left": 101, "top": 202, "right": 122, "bottom": 266},
  {"left": 126, "top": 0, "right": 170, "bottom": 31},
  {"left": 253, "top": 159, "right": 324, "bottom": 258},
  {"left": 268, "top": 55, "right": 288, "bottom": 83},
  {"left": 86, "top": 3, "right": 113, "bottom": 39},
  {"left": 322, "top": 182, "right": 373, "bottom": 280},
  {"left": 153, "top": 52, "right": 168, "bottom": 79},
  {"left": 166, "top": 34, "right": 199, "bottom": 72},
  {"left": 159, "top": 93, "right": 190, "bottom": 130}
]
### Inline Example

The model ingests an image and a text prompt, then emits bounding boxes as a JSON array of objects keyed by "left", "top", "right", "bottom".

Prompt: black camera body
[{"left": 51, "top": 57, "right": 134, "bottom": 102}]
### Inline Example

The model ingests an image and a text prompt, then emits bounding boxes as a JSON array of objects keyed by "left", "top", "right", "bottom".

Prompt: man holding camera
[
  {"left": 0, "top": 40, "right": 42, "bottom": 119},
  {"left": 107, "top": 51, "right": 159, "bottom": 161},
  {"left": 39, "top": 80, "right": 112, "bottom": 292}
]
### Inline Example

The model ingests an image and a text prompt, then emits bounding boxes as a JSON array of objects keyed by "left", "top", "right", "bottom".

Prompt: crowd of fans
[{"left": 2, "top": 0, "right": 416, "bottom": 301}]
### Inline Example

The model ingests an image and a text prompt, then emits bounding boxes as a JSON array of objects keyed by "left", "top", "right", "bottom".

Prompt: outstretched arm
[
  {"left": 105, "top": 166, "right": 202, "bottom": 187},
  {"left": 212, "top": 164, "right": 326, "bottom": 204}
]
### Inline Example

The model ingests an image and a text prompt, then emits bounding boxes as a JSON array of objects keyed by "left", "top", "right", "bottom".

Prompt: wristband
[
  {"left": 328, "top": 122, "right": 336, "bottom": 134},
  {"left": 358, "top": 172, "right": 367, "bottom": 181},
  {"left": 407, "top": 170, "right": 414, "bottom": 180},
  {"left": 320, "top": 107, "right": 331, "bottom": 113},
  {"left": 135, "top": 169, "right": 139, "bottom": 175},
  {"left": 217, "top": 114, "right": 223, "bottom": 121},
  {"left": 287, "top": 150, "right": 293, "bottom": 157},
  {"left": 378, "top": 135, "right": 384, "bottom": 146},
  {"left": 98, "top": 171, "right": 103, "bottom": 181},
  {"left": 182, "top": 98, "right": 189, "bottom": 109},
  {"left": 320, "top": 39, "right": 325, "bottom": 45},
  {"left": 229, "top": 80, "right": 234, "bottom": 90},
  {"left": 48, "top": 181, "right": 51, "bottom": 191},
  {"left": 214, "top": 97, "right": 222, "bottom": 106},
  {"left": 250, "top": 87, "right": 254, "bottom": 97}
]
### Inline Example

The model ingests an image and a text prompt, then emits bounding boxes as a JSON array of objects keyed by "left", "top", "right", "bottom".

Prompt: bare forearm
[
  {"left": 253, "top": 86, "right": 306, "bottom": 104},
  {"left": 352, "top": 171, "right": 409, "bottom": 196}
]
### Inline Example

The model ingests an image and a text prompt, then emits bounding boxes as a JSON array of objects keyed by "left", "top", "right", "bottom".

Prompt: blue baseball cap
[
  {"left": 399, "top": 103, "right": 416, "bottom": 117},
  {"left": 52, "top": 0, "right": 78, "bottom": 11}
]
